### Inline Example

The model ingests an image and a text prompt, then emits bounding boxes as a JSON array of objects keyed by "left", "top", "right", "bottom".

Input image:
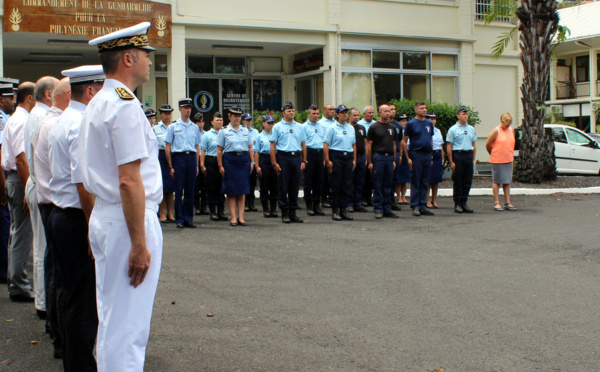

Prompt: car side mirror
[{"left": 591, "top": 141, "right": 600, "bottom": 149}]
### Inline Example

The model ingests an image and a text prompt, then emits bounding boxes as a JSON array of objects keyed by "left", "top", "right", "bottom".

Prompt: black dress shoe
[
  {"left": 176, "top": 222, "right": 185, "bottom": 228},
  {"left": 391, "top": 205, "right": 401, "bottom": 211},
  {"left": 289, "top": 209, "right": 304, "bottom": 223},
  {"left": 361, "top": 201, "right": 368, "bottom": 207},
  {"left": 461, "top": 203, "right": 474, "bottom": 213},
  {"left": 332, "top": 212, "right": 342, "bottom": 221},
  {"left": 354, "top": 206, "right": 368, "bottom": 212},
  {"left": 37, "top": 309, "right": 47, "bottom": 320},
  {"left": 454, "top": 204, "right": 464, "bottom": 214},
  {"left": 238, "top": 221, "right": 247, "bottom": 226},
  {"left": 183, "top": 222, "right": 197, "bottom": 228},
  {"left": 210, "top": 213, "right": 220, "bottom": 221},
  {"left": 419, "top": 209, "right": 434, "bottom": 216},
  {"left": 244, "top": 206, "right": 250, "bottom": 212},
  {"left": 269, "top": 210, "right": 279, "bottom": 218},
  {"left": 382, "top": 212, "right": 399, "bottom": 218},
  {"left": 249, "top": 204, "right": 258, "bottom": 212},
  {"left": 167, "top": 218, "right": 176, "bottom": 223},
  {"left": 10, "top": 292, "right": 35, "bottom": 302},
  {"left": 340, "top": 209, "right": 354, "bottom": 221},
  {"left": 347, "top": 207, "right": 354, "bottom": 213}
]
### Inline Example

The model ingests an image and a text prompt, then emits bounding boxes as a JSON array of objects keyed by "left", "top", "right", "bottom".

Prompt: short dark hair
[
  {"left": 71, "top": 82, "right": 102, "bottom": 100},
  {"left": 387, "top": 102, "right": 396, "bottom": 108},
  {"left": 349, "top": 107, "right": 360, "bottom": 115},
  {"left": 99, "top": 48, "right": 138, "bottom": 75},
  {"left": 16, "top": 82, "right": 34, "bottom": 104},
  {"left": 308, "top": 104, "right": 319, "bottom": 111},
  {"left": 414, "top": 102, "right": 427, "bottom": 109}
]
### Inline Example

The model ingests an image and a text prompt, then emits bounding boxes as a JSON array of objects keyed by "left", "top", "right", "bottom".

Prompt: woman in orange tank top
[{"left": 485, "top": 112, "right": 516, "bottom": 211}]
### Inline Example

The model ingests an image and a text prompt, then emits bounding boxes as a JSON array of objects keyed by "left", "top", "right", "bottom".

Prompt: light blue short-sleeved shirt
[
  {"left": 270, "top": 120, "right": 306, "bottom": 152},
  {"left": 324, "top": 122, "right": 356, "bottom": 152},
  {"left": 302, "top": 120, "right": 326, "bottom": 149},
  {"left": 318, "top": 117, "right": 336, "bottom": 128},
  {"left": 152, "top": 121, "right": 168, "bottom": 150},
  {"left": 446, "top": 122, "right": 477, "bottom": 151},
  {"left": 247, "top": 127, "right": 259, "bottom": 150},
  {"left": 217, "top": 125, "right": 251, "bottom": 152},
  {"left": 432, "top": 127, "right": 444, "bottom": 151},
  {"left": 200, "top": 128, "right": 219, "bottom": 156},
  {"left": 255, "top": 131, "right": 272, "bottom": 154},
  {"left": 165, "top": 119, "right": 201, "bottom": 153},
  {"left": 358, "top": 118, "right": 376, "bottom": 134}
]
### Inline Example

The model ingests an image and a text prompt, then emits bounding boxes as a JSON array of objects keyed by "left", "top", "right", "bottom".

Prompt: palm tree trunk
[{"left": 515, "top": 0, "right": 559, "bottom": 183}]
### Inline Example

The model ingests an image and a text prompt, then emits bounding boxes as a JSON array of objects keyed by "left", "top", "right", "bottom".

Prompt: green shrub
[{"left": 252, "top": 109, "right": 310, "bottom": 130}]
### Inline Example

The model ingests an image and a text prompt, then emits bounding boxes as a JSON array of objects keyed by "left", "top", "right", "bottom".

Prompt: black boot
[
  {"left": 289, "top": 209, "right": 304, "bottom": 223},
  {"left": 217, "top": 204, "right": 228, "bottom": 221},
  {"left": 200, "top": 199, "right": 209, "bottom": 215},
  {"left": 281, "top": 209, "right": 291, "bottom": 223},
  {"left": 306, "top": 200, "right": 315, "bottom": 216},
  {"left": 331, "top": 207, "right": 342, "bottom": 221},
  {"left": 269, "top": 200, "right": 279, "bottom": 218},
  {"left": 340, "top": 208, "right": 354, "bottom": 221},
  {"left": 461, "top": 202, "right": 474, "bottom": 213},
  {"left": 391, "top": 198, "right": 401, "bottom": 211},
  {"left": 313, "top": 202, "right": 325, "bottom": 216},
  {"left": 209, "top": 204, "right": 220, "bottom": 221},
  {"left": 261, "top": 200, "right": 270, "bottom": 218}
]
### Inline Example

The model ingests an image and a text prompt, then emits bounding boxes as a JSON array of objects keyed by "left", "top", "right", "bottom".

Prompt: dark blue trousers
[
  {"left": 328, "top": 150, "right": 354, "bottom": 209},
  {"left": 304, "top": 148, "right": 324, "bottom": 202},
  {"left": 349, "top": 154, "right": 366, "bottom": 208},
  {"left": 246, "top": 167, "right": 257, "bottom": 204},
  {"left": 205, "top": 156, "right": 225, "bottom": 205},
  {"left": 276, "top": 151, "right": 302, "bottom": 210},
  {"left": 452, "top": 151, "right": 474, "bottom": 204},
  {"left": 371, "top": 153, "right": 394, "bottom": 214},
  {"left": 0, "top": 204, "right": 9, "bottom": 280},
  {"left": 258, "top": 154, "right": 278, "bottom": 202},
  {"left": 173, "top": 152, "right": 197, "bottom": 224},
  {"left": 409, "top": 150, "right": 432, "bottom": 210},
  {"left": 49, "top": 207, "right": 97, "bottom": 372}
]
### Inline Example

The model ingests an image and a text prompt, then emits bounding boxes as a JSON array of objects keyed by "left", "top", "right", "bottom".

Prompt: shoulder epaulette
[{"left": 115, "top": 87, "right": 134, "bottom": 100}]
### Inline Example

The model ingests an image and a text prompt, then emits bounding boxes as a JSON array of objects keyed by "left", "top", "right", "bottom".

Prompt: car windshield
[{"left": 565, "top": 128, "right": 591, "bottom": 146}]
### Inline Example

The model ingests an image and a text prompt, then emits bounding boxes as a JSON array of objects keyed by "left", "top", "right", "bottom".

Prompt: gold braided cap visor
[{"left": 97, "top": 34, "right": 155, "bottom": 53}]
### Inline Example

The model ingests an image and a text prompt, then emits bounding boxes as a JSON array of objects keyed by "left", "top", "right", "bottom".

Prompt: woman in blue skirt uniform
[
  {"left": 217, "top": 106, "right": 254, "bottom": 226},
  {"left": 396, "top": 114, "right": 411, "bottom": 205},
  {"left": 427, "top": 112, "right": 444, "bottom": 208},
  {"left": 254, "top": 115, "right": 278, "bottom": 218},
  {"left": 153, "top": 104, "right": 175, "bottom": 222},
  {"left": 200, "top": 112, "right": 228, "bottom": 221}
]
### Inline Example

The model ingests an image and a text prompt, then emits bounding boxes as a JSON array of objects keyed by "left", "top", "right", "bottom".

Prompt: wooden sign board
[{"left": 3, "top": 0, "right": 172, "bottom": 48}]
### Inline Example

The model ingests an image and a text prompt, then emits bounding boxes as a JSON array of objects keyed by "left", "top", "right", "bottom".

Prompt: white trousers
[
  {"left": 89, "top": 199, "right": 163, "bottom": 372},
  {"left": 25, "top": 178, "right": 46, "bottom": 311}
]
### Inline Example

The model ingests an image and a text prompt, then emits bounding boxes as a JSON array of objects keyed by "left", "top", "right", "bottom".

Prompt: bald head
[
  {"left": 52, "top": 77, "right": 71, "bottom": 111},
  {"left": 34, "top": 76, "right": 59, "bottom": 106}
]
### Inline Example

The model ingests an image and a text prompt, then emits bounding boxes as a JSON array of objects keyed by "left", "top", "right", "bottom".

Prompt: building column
[
  {"left": 168, "top": 24, "right": 186, "bottom": 120},
  {"left": 549, "top": 58, "right": 557, "bottom": 102},
  {"left": 322, "top": 32, "right": 337, "bottom": 106},
  {"left": 281, "top": 55, "right": 295, "bottom": 105},
  {"left": 137, "top": 53, "right": 156, "bottom": 109},
  {"left": 458, "top": 41, "right": 474, "bottom": 107}
]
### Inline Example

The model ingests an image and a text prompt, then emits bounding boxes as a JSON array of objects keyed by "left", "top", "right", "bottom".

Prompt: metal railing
[
  {"left": 475, "top": 0, "right": 513, "bottom": 23},
  {"left": 555, "top": 81, "right": 600, "bottom": 99}
]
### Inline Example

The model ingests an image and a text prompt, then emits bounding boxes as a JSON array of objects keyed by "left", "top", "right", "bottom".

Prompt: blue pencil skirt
[{"left": 221, "top": 152, "right": 251, "bottom": 196}]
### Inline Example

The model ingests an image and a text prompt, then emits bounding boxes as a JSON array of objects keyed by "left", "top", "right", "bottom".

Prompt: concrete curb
[{"left": 260, "top": 187, "right": 600, "bottom": 199}]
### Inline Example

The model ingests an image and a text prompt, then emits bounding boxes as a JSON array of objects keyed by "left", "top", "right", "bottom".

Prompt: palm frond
[{"left": 491, "top": 27, "right": 517, "bottom": 60}]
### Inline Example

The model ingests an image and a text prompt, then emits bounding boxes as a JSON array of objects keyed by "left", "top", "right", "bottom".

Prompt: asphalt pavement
[{"left": 2, "top": 194, "right": 600, "bottom": 371}]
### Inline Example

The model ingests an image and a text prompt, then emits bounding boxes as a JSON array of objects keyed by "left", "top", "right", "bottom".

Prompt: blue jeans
[{"left": 409, "top": 150, "right": 432, "bottom": 210}]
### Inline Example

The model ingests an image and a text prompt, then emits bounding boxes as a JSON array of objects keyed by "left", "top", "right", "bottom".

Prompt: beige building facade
[{"left": 0, "top": 0, "right": 522, "bottom": 160}]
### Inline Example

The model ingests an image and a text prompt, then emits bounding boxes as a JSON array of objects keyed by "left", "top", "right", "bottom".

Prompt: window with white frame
[
  {"left": 475, "top": 0, "right": 513, "bottom": 23},
  {"left": 341, "top": 49, "right": 459, "bottom": 110}
]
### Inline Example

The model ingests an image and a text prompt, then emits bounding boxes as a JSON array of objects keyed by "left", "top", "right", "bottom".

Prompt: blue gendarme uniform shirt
[
  {"left": 358, "top": 118, "right": 376, "bottom": 134},
  {"left": 446, "top": 122, "right": 477, "bottom": 150},
  {"left": 404, "top": 118, "right": 433, "bottom": 153},
  {"left": 152, "top": 121, "right": 168, "bottom": 150},
  {"left": 200, "top": 128, "right": 219, "bottom": 156},
  {"left": 247, "top": 127, "right": 259, "bottom": 150},
  {"left": 317, "top": 117, "right": 336, "bottom": 128},
  {"left": 302, "top": 120, "right": 326, "bottom": 149},
  {"left": 270, "top": 120, "right": 306, "bottom": 152},
  {"left": 255, "top": 131, "right": 272, "bottom": 154},
  {"left": 165, "top": 119, "right": 201, "bottom": 153},
  {"left": 432, "top": 127, "right": 444, "bottom": 150},
  {"left": 324, "top": 122, "right": 356, "bottom": 152},
  {"left": 217, "top": 125, "right": 251, "bottom": 152}
]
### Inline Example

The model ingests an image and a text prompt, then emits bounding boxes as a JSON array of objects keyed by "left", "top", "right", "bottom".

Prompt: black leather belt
[
  {"left": 174, "top": 151, "right": 195, "bottom": 155},
  {"left": 331, "top": 150, "right": 351, "bottom": 156},
  {"left": 453, "top": 150, "right": 473, "bottom": 154},
  {"left": 229, "top": 151, "right": 248, "bottom": 156},
  {"left": 307, "top": 148, "right": 322, "bottom": 153},
  {"left": 259, "top": 153, "right": 271, "bottom": 158},
  {"left": 205, "top": 155, "right": 216, "bottom": 159},
  {"left": 433, "top": 150, "right": 441, "bottom": 153},
  {"left": 276, "top": 151, "right": 300, "bottom": 156}
]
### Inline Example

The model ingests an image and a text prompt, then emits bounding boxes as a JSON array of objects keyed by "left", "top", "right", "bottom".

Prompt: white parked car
[{"left": 514, "top": 124, "right": 600, "bottom": 175}]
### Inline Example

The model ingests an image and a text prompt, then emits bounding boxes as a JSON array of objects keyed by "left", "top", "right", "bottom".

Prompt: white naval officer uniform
[
  {"left": 80, "top": 77, "right": 163, "bottom": 372},
  {"left": 24, "top": 101, "right": 50, "bottom": 312}
]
